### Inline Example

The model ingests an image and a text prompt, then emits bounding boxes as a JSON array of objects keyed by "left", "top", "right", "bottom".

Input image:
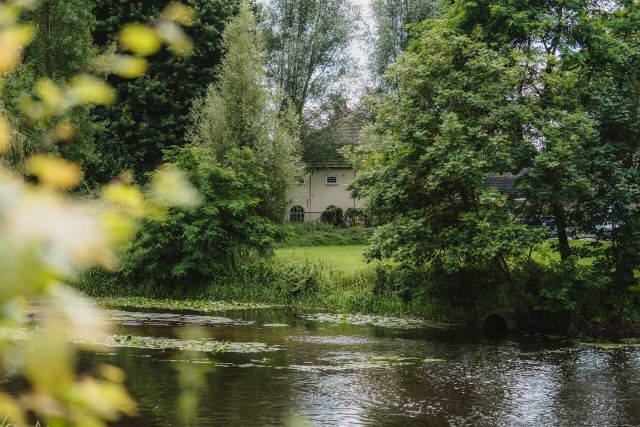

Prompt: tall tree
[
  {"left": 575, "top": 2, "right": 640, "bottom": 289},
  {"left": 263, "top": 0, "right": 358, "bottom": 117},
  {"left": 353, "top": 0, "right": 639, "bottom": 324},
  {"left": 89, "top": 0, "right": 240, "bottom": 184},
  {"left": 2, "top": 0, "right": 98, "bottom": 169},
  {"left": 349, "top": 27, "right": 543, "bottom": 325},
  {"left": 370, "top": 0, "right": 443, "bottom": 81},
  {"left": 446, "top": 0, "right": 599, "bottom": 261},
  {"left": 189, "top": 0, "right": 304, "bottom": 222}
]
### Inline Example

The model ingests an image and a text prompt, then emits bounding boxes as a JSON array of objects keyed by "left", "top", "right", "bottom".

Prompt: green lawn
[
  {"left": 276, "top": 240, "right": 605, "bottom": 273},
  {"left": 275, "top": 245, "right": 370, "bottom": 272}
]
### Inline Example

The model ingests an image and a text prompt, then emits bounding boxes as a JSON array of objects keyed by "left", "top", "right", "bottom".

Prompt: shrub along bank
[
  {"left": 76, "top": 240, "right": 640, "bottom": 333},
  {"left": 276, "top": 222, "right": 372, "bottom": 247},
  {"left": 76, "top": 254, "right": 503, "bottom": 324}
]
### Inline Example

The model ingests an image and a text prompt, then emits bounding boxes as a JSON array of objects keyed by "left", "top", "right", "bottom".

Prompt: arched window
[
  {"left": 289, "top": 206, "right": 305, "bottom": 222},
  {"left": 326, "top": 205, "right": 336, "bottom": 211}
]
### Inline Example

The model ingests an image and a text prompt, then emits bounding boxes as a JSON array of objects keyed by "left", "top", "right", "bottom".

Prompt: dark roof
[
  {"left": 308, "top": 117, "right": 363, "bottom": 169},
  {"left": 310, "top": 152, "right": 351, "bottom": 169},
  {"left": 486, "top": 172, "right": 524, "bottom": 196}
]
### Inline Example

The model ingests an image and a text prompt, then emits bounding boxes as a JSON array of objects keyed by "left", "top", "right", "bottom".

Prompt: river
[{"left": 82, "top": 306, "right": 640, "bottom": 426}]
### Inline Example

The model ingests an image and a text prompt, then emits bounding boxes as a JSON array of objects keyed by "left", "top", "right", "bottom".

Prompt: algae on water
[
  {"left": 302, "top": 313, "right": 454, "bottom": 330},
  {"left": 96, "top": 297, "right": 276, "bottom": 313},
  {"left": 96, "top": 335, "right": 282, "bottom": 353},
  {"left": 107, "top": 310, "right": 255, "bottom": 327},
  {"left": 0, "top": 327, "right": 282, "bottom": 354}
]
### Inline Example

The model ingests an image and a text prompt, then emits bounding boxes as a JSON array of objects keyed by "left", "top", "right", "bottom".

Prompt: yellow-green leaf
[
  {"left": 107, "top": 55, "right": 148, "bottom": 79},
  {"left": 163, "top": 2, "right": 196, "bottom": 25},
  {"left": 0, "top": 115, "right": 10, "bottom": 154},
  {"left": 119, "top": 24, "right": 162, "bottom": 56},
  {"left": 69, "top": 74, "right": 116, "bottom": 106},
  {"left": 26, "top": 154, "right": 82, "bottom": 189},
  {"left": 156, "top": 21, "right": 192, "bottom": 57}
]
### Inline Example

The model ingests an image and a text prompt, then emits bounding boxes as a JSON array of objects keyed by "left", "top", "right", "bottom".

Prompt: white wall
[{"left": 287, "top": 168, "right": 364, "bottom": 221}]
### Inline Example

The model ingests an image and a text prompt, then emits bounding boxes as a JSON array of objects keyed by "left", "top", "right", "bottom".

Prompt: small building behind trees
[{"left": 286, "top": 117, "right": 364, "bottom": 222}]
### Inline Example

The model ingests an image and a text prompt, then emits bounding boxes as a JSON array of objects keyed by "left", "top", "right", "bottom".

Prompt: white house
[{"left": 286, "top": 118, "right": 364, "bottom": 222}]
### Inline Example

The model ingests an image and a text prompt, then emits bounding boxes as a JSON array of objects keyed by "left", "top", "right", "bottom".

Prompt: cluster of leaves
[
  {"left": 320, "top": 206, "right": 344, "bottom": 227},
  {"left": 88, "top": 0, "right": 241, "bottom": 184},
  {"left": 370, "top": 0, "right": 443, "bottom": 85},
  {"left": 353, "top": 29, "right": 543, "bottom": 270}
]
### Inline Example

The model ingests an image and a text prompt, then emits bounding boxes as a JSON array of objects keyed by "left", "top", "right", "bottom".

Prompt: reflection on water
[{"left": 80, "top": 308, "right": 640, "bottom": 426}]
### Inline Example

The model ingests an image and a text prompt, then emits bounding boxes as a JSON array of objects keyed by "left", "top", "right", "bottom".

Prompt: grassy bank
[
  {"left": 275, "top": 245, "right": 371, "bottom": 271},
  {"left": 76, "top": 244, "right": 491, "bottom": 323},
  {"left": 76, "top": 239, "right": 625, "bottom": 326}
]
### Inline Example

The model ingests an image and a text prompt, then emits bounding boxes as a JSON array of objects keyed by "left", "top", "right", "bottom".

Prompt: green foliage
[
  {"left": 188, "top": 1, "right": 303, "bottom": 222},
  {"left": 574, "top": 3, "right": 640, "bottom": 289},
  {"left": 352, "top": 0, "right": 640, "bottom": 330},
  {"left": 320, "top": 206, "right": 344, "bottom": 227},
  {"left": 351, "top": 27, "right": 543, "bottom": 273},
  {"left": 119, "top": 146, "right": 276, "bottom": 287},
  {"left": 77, "top": 252, "right": 473, "bottom": 323},
  {"left": 2, "top": 0, "right": 98, "bottom": 169},
  {"left": 445, "top": 0, "right": 637, "bottom": 272},
  {"left": 371, "top": 0, "right": 443, "bottom": 82},
  {"left": 89, "top": 0, "right": 240, "bottom": 183},
  {"left": 263, "top": 0, "right": 358, "bottom": 116},
  {"left": 277, "top": 223, "right": 371, "bottom": 246},
  {"left": 344, "top": 207, "right": 368, "bottom": 227}
]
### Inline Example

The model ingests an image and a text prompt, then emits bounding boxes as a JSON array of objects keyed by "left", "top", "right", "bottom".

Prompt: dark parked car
[{"left": 595, "top": 223, "right": 617, "bottom": 240}]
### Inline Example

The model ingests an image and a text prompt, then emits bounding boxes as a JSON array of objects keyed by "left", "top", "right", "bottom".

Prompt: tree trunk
[
  {"left": 614, "top": 223, "right": 636, "bottom": 288},
  {"left": 491, "top": 256, "right": 542, "bottom": 332},
  {"left": 552, "top": 202, "right": 572, "bottom": 261}
]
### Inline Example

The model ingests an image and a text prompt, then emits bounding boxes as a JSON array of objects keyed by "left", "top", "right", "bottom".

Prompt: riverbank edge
[
  {"left": 93, "top": 296, "right": 461, "bottom": 330},
  {"left": 75, "top": 261, "right": 496, "bottom": 325},
  {"left": 88, "top": 296, "right": 640, "bottom": 342}
]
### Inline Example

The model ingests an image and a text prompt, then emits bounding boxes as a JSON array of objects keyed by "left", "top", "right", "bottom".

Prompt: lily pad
[
  {"left": 302, "top": 313, "right": 454, "bottom": 330},
  {"left": 423, "top": 358, "right": 445, "bottom": 363},
  {"left": 576, "top": 340, "right": 640, "bottom": 350},
  {"left": 96, "top": 297, "right": 276, "bottom": 313},
  {"left": 106, "top": 310, "right": 254, "bottom": 327},
  {"left": 0, "top": 327, "right": 282, "bottom": 354},
  {"left": 93, "top": 335, "right": 282, "bottom": 353},
  {"left": 288, "top": 336, "right": 380, "bottom": 346}
]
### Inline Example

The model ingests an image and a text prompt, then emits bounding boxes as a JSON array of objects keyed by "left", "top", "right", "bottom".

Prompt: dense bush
[
  {"left": 118, "top": 146, "right": 276, "bottom": 287},
  {"left": 344, "top": 207, "right": 368, "bottom": 227},
  {"left": 89, "top": 0, "right": 241, "bottom": 183},
  {"left": 277, "top": 222, "right": 371, "bottom": 247},
  {"left": 320, "top": 206, "right": 344, "bottom": 227}
]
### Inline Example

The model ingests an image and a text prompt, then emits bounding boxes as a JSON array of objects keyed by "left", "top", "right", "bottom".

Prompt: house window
[
  {"left": 326, "top": 176, "right": 338, "bottom": 185},
  {"left": 289, "top": 206, "right": 305, "bottom": 222}
]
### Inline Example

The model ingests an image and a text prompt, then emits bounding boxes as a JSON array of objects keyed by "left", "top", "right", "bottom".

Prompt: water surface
[{"left": 86, "top": 307, "right": 640, "bottom": 426}]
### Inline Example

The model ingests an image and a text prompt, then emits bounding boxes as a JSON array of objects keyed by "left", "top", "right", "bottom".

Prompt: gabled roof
[
  {"left": 308, "top": 116, "right": 363, "bottom": 169},
  {"left": 486, "top": 171, "right": 526, "bottom": 196}
]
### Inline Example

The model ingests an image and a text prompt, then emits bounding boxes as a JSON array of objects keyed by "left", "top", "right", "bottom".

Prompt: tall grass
[{"left": 74, "top": 253, "right": 490, "bottom": 323}]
